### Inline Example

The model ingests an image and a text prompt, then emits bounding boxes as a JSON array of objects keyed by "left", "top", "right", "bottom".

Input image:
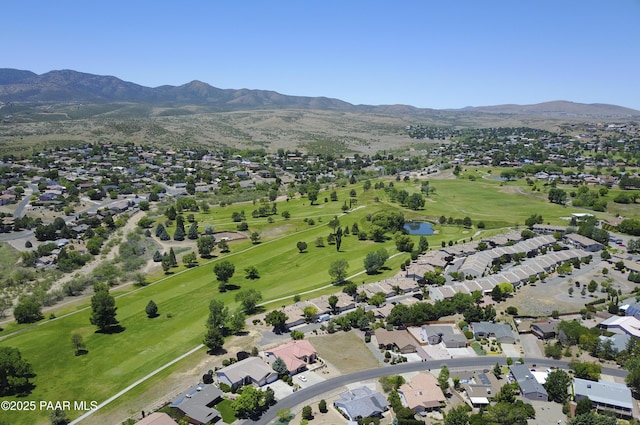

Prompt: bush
[{"left": 506, "top": 306, "right": 518, "bottom": 315}]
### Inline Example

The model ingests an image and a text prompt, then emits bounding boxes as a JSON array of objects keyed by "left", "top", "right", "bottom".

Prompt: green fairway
[{"left": 0, "top": 174, "right": 628, "bottom": 424}]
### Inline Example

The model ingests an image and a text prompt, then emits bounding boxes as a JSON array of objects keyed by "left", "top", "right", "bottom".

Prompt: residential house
[
  {"left": 598, "top": 334, "right": 630, "bottom": 354},
  {"left": 460, "top": 371, "right": 501, "bottom": 407},
  {"left": 563, "top": 233, "right": 603, "bottom": 252},
  {"left": 334, "top": 386, "right": 388, "bottom": 421},
  {"left": 215, "top": 357, "right": 278, "bottom": 390},
  {"left": 374, "top": 329, "right": 418, "bottom": 353},
  {"left": 573, "top": 378, "right": 633, "bottom": 418},
  {"left": 264, "top": 340, "right": 317, "bottom": 375},
  {"left": 421, "top": 324, "right": 467, "bottom": 348},
  {"left": 170, "top": 384, "right": 222, "bottom": 425},
  {"left": 530, "top": 320, "right": 559, "bottom": 340},
  {"left": 398, "top": 372, "right": 445, "bottom": 413},
  {"left": 599, "top": 316, "right": 640, "bottom": 338},
  {"left": 470, "top": 322, "right": 516, "bottom": 343},
  {"left": 509, "top": 364, "right": 548, "bottom": 401}
]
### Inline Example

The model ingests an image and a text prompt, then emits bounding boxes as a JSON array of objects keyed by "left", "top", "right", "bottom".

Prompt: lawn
[
  {"left": 215, "top": 399, "right": 237, "bottom": 424},
  {"left": 0, "top": 174, "right": 626, "bottom": 424}
]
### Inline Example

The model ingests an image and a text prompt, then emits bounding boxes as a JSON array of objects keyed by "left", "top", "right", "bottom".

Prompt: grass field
[{"left": 0, "top": 174, "right": 630, "bottom": 424}]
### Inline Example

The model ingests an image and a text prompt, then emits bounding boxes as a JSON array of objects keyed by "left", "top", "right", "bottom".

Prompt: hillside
[{"left": 1, "top": 68, "right": 639, "bottom": 118}]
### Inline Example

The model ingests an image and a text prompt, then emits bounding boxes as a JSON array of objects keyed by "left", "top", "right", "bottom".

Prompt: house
[
  {"left": 0, "top": 193, "right": 16, "bottom": 205},
  {"left": 135, "top": 412, "right": 178, "bottom": 425},
  {"left": 170, "top": 384, "right": 222, "bottom": 425},
  {"left": 461, "top": 371, "right": 501, "bottom": 407},
  {"left": 398, "top": 372, "right": 445, "bottom": 413},
  {"left": 509, "top": 364, "right": 548, "bottom": 401},
  {"left": 470, "top": 322, "right": 516, "bottom": 343},
  {"left": 374, "top": 329, "right": 418, "bottom": 353},
  {"left": 530, "top": 320, "right": 559, "bottom": 340},
  {"left": 563, "top": 233, "right": 603, "bottom": 252},
  {"left": 421, "top": 324, "right": 467, "bottom": 348},
  {"left": 573, "top": 378, "right": 633, "bottom": 418},
  {"left": 599, "top": 315, "right": 640, "bottom": 338},
  {"left": 334, "top": 386, "right": 388, "bottom": 421},
  {"left": 215, "top": 357, "right": 278, "bottom": 390},
  {"left": 264, "top": 340, "right": 317, "bottom": 374},
  {"left": 598, "top": 334, "right": 630, "bottom": 354}
]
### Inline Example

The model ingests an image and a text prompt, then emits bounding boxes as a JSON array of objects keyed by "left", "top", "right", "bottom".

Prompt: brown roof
[{"left": 135, "top": 412, "right": 178, "bottom": 425}]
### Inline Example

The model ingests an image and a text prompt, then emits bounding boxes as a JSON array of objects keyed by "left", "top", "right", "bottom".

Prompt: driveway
[{"left": 520, "top": 334, "right": 544, "bottom": 358}]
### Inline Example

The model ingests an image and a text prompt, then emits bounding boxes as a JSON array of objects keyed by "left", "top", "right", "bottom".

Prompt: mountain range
[{"left": 1, "top": 68, "right": 639, "bottom": 118}]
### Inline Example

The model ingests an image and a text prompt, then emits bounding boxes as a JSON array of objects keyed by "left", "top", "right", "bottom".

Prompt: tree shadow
[
  {"left": 75, "top": 349, "right": 89, "bottom": 356},
  {"left": 147, "top": 313, "right": 160, "bottom": 319},
  {"left": 206, "top": 347, "right": 228, "bottom": 356},
  {"left": 97, "top": 325, "right": 126, "bottom": 334},
  {"left": 225, "top": 284, "right": 241, "bottom": 291}
]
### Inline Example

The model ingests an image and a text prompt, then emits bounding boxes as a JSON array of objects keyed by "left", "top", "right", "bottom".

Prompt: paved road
[{"left": 244, "top": 357, "right": 627, "bottom": 425}]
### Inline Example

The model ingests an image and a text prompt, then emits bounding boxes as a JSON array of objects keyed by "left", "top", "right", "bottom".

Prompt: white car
[{"left": 298, "top": 375, "right": 307, "bottom": 382}]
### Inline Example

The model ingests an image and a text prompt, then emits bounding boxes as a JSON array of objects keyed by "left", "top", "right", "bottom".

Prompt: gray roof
[
  {"left": 598, "top": 334, "right": 630, "bottom": 353},
  {"left": 171, "top": 384, "right": 222, "bottom": 424},
  {"left": 216, "top": 356, "right": 276, "bottom": 386},
  {"left": 471, "top": 322, "right": 515, "bottom": 340},
  {"left": 510, "top": 364, "right": 548, "bottom": 398},
  {"left": 334, "top": 386, "right": 388, "bottom": 420},
  {"left": 573, "top": 378, "right": 633, "bottom": 410}
]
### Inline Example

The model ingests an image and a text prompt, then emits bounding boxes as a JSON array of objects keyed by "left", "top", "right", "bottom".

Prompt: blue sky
[{"left": 3, "top": 1, "right": 640, "bottom": 109}]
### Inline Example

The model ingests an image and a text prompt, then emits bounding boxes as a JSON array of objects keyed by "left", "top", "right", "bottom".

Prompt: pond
[{"left": 403, "top": 221, "right": 434, "bottom": 235}]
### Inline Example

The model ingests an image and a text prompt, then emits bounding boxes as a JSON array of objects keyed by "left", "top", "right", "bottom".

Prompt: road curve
[{"left": 244, "top": 356, "right": 627, "bottom": 425}]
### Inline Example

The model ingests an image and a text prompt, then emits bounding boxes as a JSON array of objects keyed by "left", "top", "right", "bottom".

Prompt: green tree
[
  {"left": 271, "top": 357, "right": 288, "bottom": 375},
  {"left": 328, "top": 295, "right": 339, "bottom": 314},
  {"left": 235, "top": 289, "right": 263, "bottom": 314},
  {"left": 182, "top": 252, "right": 197, "bottom": 268},
  {"left": 265, "top": 310, "right": 288, "bottom": 334},
  {"left": 544, "top": 369, "right": 571, "bottom": 402},
  {"left": 303, "top": 306, "right": 318, "bottom": 323},
  {"left": 145, "top": 300, "right": 158, "bottom": 318},
  {"left": 70, "top": 334, "right": 86, "bottom": 356},
  {"left": 250, "top": 231, "right": 261, "bottom": 244},
  {"left": 575, "top": 397, "right": 592, "bottom": 416},
  {"left": 445, "top": 405, "right": 470, "bottom": 425},
  {"left": 0, "top": 346, "right": 33, "bottom": 396},
  {"left": 168, "top": 247, "right": 178, "bottom": 267},
  {"left": 231, "top": 384, "right": 266, "bottom": 418},
  {"left": 50, "top": 408, "right": 69, "bottom": 425},
  {"left": 197, "top": 235, "right": 216, "bottom": 258},
  {"left": 227, "top": 309, "right": 246, "bottom": 335},
  {"left": 89, "top": 283, "right": 119, "bottom": 332},
  {"left": 438, "top": 365, "right": 450, "bottom": 394},
  {"left": 296, "top": 241, "right": 307, "bottom": 253},
  {"left": 329, "top": 259, "right": 349, "bottom": 282},
  {"left": 13, "top": 298, "right": 43, "bottom": 324},
  {"left": 203, "top": 325, "right": 224, "bottom": 352},
  {"left": 301, "top": 405, "right": 313, "bottom": 420},
  {"left": 214, "top": 260, "right": 235, "bottom": 283},
  {"left": 418, "top": 235, "right": 429, "bottom": 253},
  {"left": 244, "top": 265, "right": 260, "bottom": 280},
  {"left": 364, "top": 248, "right": 389, "bottom": 274},
  {"left": 187, "top": 222, "right": 199, "bottom": 240}
]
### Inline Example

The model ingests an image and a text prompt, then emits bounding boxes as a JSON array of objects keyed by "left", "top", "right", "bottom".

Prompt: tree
[
  {"left": 587, "top": 280, "right": 598, "bottom": 293},
  {"left": 364, "top": 248, "right": 389, "bottom": 274},
  {"left": 244, "top": 265, "right": 260, "bottom": 280},
  {"left": 575, "top": 397, "right": 592, "bottom": 416},
  {"left": 214, "top": 260, "right": 235, "bottom": 283},
  {"left": 50, "top": 408, "right": 69, "bottom": 425},
  {"left": 161, "top": 254, "right": 171, "bottom": 274},
  {"left": 0, "top": 346, "right": 34, "bottom": 396},
  {"left": 90, "top": 283, "right": 119, "bottom": 332},
  {"left": 173, "top": 226, "right": 185, "bottom": 241},
  {"left": 250, "top": 231, "right": 261, "bottom": 244},
  {"left": 303, "top": 306, "right": 318, "bottom": 323},
  {"left": 265, "top": 310, "right": 288, "bottom": 334},
  {"left": 438, "top": 365, "right": 450, "bottom": 394},
  {"left": 218, "top": 238, "right": 230, "bottom": 252},
  {"left": 227, "top": 309, "right": 246, "bottom": 335},
  {"left": 188, "top": 222, "right": 199, "bottom": 240},
  {"left": 296, "top": 241, "right": 307, "bottom": 253},
  {"left": 445, "top": 405, "right": 470, "bottom": 425},
  {"left": 203, "top": 325, "right": 224, "bottom": 352},
  {"left": 145, "top": 300, "right": 159, "bottom": 318},
  {"left": 318, "top": 399, "right": 327, "bottom": 413},
  {"left": 549, "top": 188, "right": 568, "bottom": 205},
  {"left": 197, "top": 235, "right": 216, "bottom": 258},
  {"left": 277, "top": 408, "right": 292, "bottom": 423},
  {"left": 13, "top": 298, "right": 43, "bottom": 324},
  {"left": 418, "top": 235, "right": 429, "bottom": 253},
  {"left": 168, "top": 247, "right": 178, "bottom": 267},
  {"left": 569, "top": 360, "right": 601, "bottom": 381},
  {"left": 231, "top": 384, "right": 266, "bottom": 418},
  {"left": 236, "top": 289, "right": 263, "bottom": 314},
  {"left": 328, "top": 295, "right": 339, "bottom": 314},
  {"left": 206, "top": 299, "right": 229, "bottom": 331},
  {"left": 71, "top": 334, "right": 86, "bottom": 356},
  {"left": 182, "top": 252, "right": 198, "bottom": 268},
  {"left": 301, "top": 406, "right": 313, "bottom": 420},
  {"left": 329, "top": 259, "right": 349, "bottom": 282},
  {"left": 544, "top": 369, "right": 571, "bottom": 402},
  {"left": 271, "top": 357, "right": 288, "bottom": 375},
  {"left": 493, "top": 362, "right": 502, "bottom": 378},
  {"left": 568, "top": 412, "right": 616, "bottom": 425}
]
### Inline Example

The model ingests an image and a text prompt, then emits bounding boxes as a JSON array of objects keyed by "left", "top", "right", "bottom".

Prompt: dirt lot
[
  {"left": 502, "top": 261, "right": 632, "bottom": 316},
  {"left": 309, "top": 331, "right": 382, "bottom": 374}
]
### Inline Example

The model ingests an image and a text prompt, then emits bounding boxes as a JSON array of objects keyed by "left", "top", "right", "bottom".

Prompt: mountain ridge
[{"left": 1, "top": 68, "right": 638, "bottom": 118}]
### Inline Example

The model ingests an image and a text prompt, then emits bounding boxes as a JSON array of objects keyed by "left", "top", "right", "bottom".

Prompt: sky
[{"left": 3, "top": 1, "right": 640, "bottom": 110}]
